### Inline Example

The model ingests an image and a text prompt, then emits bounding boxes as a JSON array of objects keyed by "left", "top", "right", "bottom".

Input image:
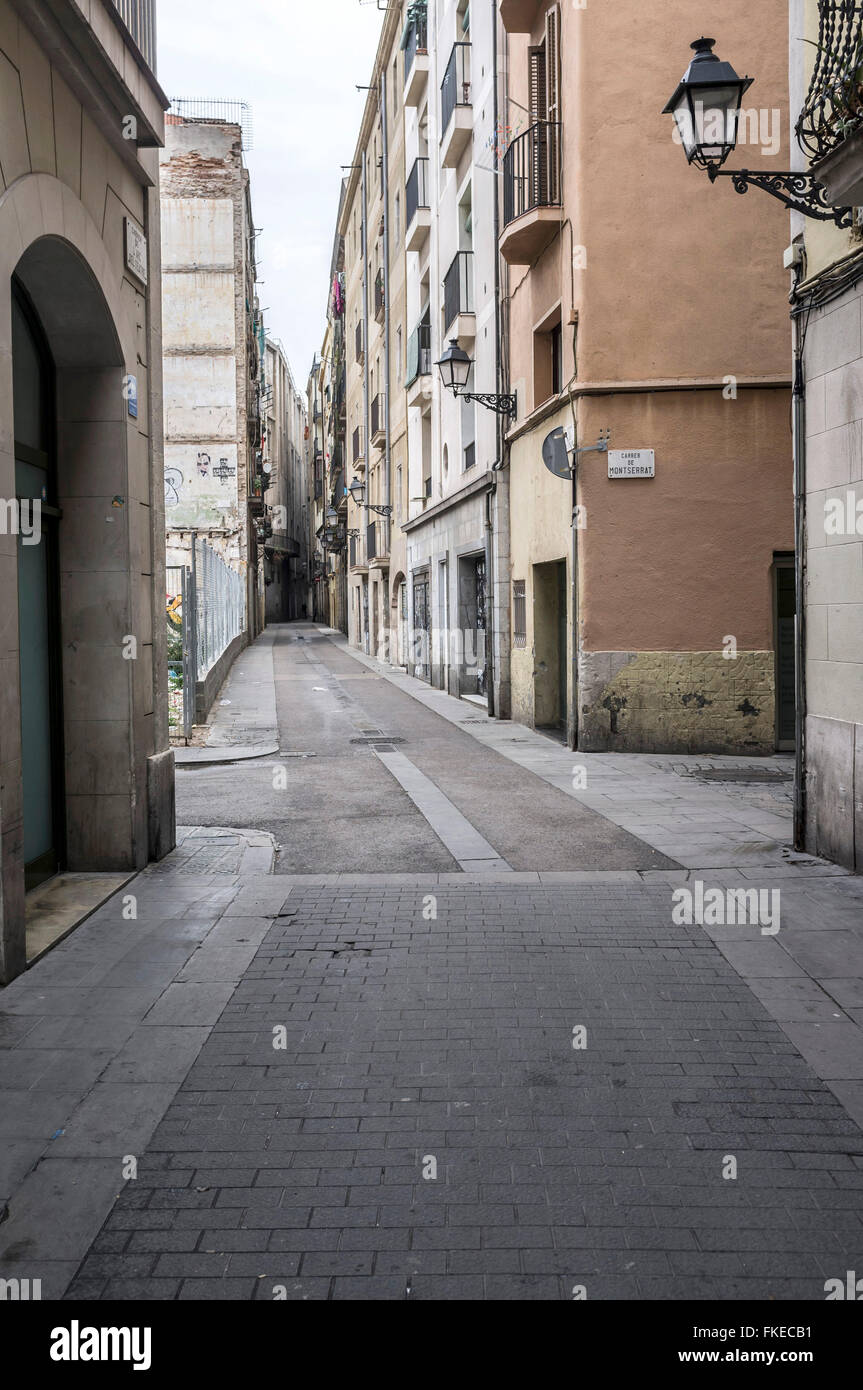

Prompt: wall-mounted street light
[
  {"left": 348, "top": 476, "right": 392, "bottom": 517},
  {"left": 435, "top": 339, "right": 517, "bottom": 418},
  {"left": 663, "top": 38, "right": 853, "bottom": 227}
]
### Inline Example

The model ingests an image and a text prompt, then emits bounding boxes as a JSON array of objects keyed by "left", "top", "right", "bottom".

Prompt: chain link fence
[{"left": 166, "top": 539, "right": 246, "bottom": 739}]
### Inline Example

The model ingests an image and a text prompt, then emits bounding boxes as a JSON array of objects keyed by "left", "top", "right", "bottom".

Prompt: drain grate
[
  {"left": 461, "top": 719, "right": 489, "bottom": 725},
  {"left": 350, "top": 734, "right": 405, "bottom": 745},
  {"left": 683, "top": 767, "right": 793, "bottom": 783}
]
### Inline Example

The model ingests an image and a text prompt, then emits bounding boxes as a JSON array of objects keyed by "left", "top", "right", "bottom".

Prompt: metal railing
[
  {"left": 406, "top": 321, "right": 432, "bottom": 387},
  {"left": 406, "top": 156, "right": 430, "bottom": 227},
  {"left": 503, "top": 121, "right": 562, "bottom": 227},
  {"left": 444, "top": 250, "right": 474, "bottom": 333},
  {"left": 374, "top": 268, "right": 385, "bottom": 320},
  {"left": 404, "top": 2, "right": 428, "bottom": 80},
  {"left": 112, "top": 0, "right": 157, "bottom": 72},
  {"left": 168, "top": 98, "right": 254, "bottom": 150},
  {"left": 797, "top": 2, "right": 863, "bottom": 160},
  {"left": 441, "top": 42, "right": 472, "bottom": 136},
  {"left": 193, "top": 538, "right": 245, "bottom": 680},
  {"left": 166, "top": 539, "right": 246, "bottom": 738}
]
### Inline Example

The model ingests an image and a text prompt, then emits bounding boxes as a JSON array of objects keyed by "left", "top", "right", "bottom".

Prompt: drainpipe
[
  {"left": 792, "top": 307, "right": 807, "bottom": 852},
  {"left": 380, "top": 70, "right": 392, "bottom": 638},
  {"left": 361, "top": 152, "right": 371, "bottom": 654},
  {"left": 487, "top": 0, "right": 501, "bottom": 719}
]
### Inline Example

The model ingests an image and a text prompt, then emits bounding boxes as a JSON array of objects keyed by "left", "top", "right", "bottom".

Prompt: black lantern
[
  {"left": 435, "top": 339, "right": 473, "bottom": 394},
  {"left": 662, "top": 37, "right": 752, "bottom": 172},
  {"left": 326, "top": 505, "right": 339, "bottom": 525},
  {"left": 662, "top": 37, "right": 852, "bottom": 227},
  {"left": 348, "top": 476, "right": 365, "bottom": 505},
  {"left": 435, "top": 338, "right": 517, "bottom": 417}
]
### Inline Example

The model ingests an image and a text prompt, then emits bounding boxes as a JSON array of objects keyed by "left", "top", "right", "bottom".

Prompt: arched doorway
[{"left": 12, "top": 281, "right": 64, "bottom": 889}]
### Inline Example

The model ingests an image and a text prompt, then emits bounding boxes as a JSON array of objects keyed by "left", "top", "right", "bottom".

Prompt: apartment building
[
  {"left": 0, "top": 0, "right": 174, "bottom": 983},
  {"left": 789, "top": 0, "right": 863, "bottom": 870},
  {"left": 160, "top": 112, "right": 266, "bottom": 644},
  {"left": 401, "top": 0, "right": 511, "bottom": 711},
  {"left": 262, "top": 339, "right": 309, "bottom": 623},
  {"left": 340, "top": 3, "right": 409, "bottom": 665},
  {"left": 502, "top": 0, "right": 794, "bottom": 753}
]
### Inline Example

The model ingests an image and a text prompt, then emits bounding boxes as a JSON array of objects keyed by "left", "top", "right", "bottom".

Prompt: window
[
  {"left": 397, "top": 326, "right": 403, "bottom": 381},
  {"left": 513, "top": 582, "right": 527, "bottom": 649},
  {"left": 533, "top": 305, "right": 563, "bottom": 408},
  {"left": 551, "top": 322, "right": 563, "bottom": 396},
  {"left": 394, "top": 191, "right": 401, "bottom": 246}
]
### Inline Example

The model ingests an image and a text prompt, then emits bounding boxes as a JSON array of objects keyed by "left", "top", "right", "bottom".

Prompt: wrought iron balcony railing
[
  {"left": 406, "top": 157, "right": 430, "bottom": 228},
  {"left": 443, "top": 250, "right": 474, "bottom": 334},
  {"left": 797, "top": 1, "right": 863, "bottom": 161},
  {"left": 503, "top": 121, "right": 562, "bottom": 227},
  {"left": 441, "top": 42, "right": 472, "bottom": 136}
]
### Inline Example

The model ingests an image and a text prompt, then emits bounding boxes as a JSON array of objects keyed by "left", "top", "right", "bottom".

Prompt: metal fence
[
  {"left": 166, "top": 540, "right": 246, "bottom": 739},
  {"left": 168, "top": 98, "right": 254, "bottom": 151}
]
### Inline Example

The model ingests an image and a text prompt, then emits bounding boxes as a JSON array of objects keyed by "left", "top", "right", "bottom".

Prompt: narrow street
[{"left": 2, "top": 625, "right": 861, "bottom": 1303}]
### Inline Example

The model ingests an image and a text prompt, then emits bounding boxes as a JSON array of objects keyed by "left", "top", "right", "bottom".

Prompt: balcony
[
  {"left": 440, "top": 43, "right": 472, "bottom": 168},
  {"left": 406, "top": 157, "right": 431, "bottom": 252},
  {"left": 797, "top": 2, "right": 863, "bottom": 207},
  {"left": 355, "top": 321, "right": 364, "bottom": 365},
  {"left": 500, "top": 122, "right": 563, "bottom": 265},
  {"left": 352, "top": 425, "right": 365, "bottom": 466},
  {"left": 443, "top": 250, "right": 475, "bottom": 338},
  {"left": 374, "top": 268, "right": 386, "bottom": 324},
  {"left": 500, "top": 0, "right": 542, "bottom": 33},
  {"left": 406, "top": 321, "right": 433, "bottom": 410},
  {"left": 403, "top": 4, "right": 430, "bottom": 107},
  {"left": 112, "top": 0, "right": 157, "bottom": 72},
  {"left": 371, "top": 393, "right": 387, "bottom": 447}
]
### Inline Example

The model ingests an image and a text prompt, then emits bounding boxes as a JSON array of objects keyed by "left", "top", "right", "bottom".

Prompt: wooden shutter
[
  {"left": 528, "top": 44, "right": 547, "bottom": 125},
  {"left": 545, "top": 6, "right": 560, "bottom": 123},
  {"left": 545, "top": 5, "right": 561, "bottom": 203}
]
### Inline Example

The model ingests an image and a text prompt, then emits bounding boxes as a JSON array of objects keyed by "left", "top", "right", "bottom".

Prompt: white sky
[{"left": 157, "top": 0, "right": 384, "bottom": 390}]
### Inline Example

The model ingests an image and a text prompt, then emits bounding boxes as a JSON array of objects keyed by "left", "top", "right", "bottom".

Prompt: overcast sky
[{"left": 157, "top": 0, "right": 383, "bottom": 390}]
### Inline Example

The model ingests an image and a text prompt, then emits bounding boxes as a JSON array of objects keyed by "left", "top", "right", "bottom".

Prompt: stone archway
[{"left": 0, "top": 175, "right": 174, "bottom": 983}]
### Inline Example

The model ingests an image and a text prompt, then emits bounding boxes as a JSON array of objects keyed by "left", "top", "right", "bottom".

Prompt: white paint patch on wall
[
  {"left": 162, "top": 272, "right": 235, "bottom": 349},
  {"left": 161, "top": 198, "right": 234, "bottom": 270},
  {"left": 163, "top": 356, "right": 238, "bottom": 439}
]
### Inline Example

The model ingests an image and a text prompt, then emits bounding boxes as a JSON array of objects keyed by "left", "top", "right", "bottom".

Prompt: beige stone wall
[
  {"left": 579, "top": 651, "right": 777, "bottom": 756},
  {"left": 0, "top": 0, "right": 172, "bottom": 982}
]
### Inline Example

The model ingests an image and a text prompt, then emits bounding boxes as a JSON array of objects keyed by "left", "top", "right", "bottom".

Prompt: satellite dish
[{"left": 541, "top": 426, "right": 572, "bottom": 479}]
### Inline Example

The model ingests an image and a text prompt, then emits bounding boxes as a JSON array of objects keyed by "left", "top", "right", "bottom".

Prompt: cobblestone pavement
[{"left": 65, "top": 880, "right": 863, "bottom": 1301}]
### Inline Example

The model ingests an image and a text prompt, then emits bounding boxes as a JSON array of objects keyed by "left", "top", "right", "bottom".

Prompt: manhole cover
[{"left": 683, "top": 767, "right": 793, "bottom": 783}]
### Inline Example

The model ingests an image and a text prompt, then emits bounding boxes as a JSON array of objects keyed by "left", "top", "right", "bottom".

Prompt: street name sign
[{"left": 608, "top": 449, "right": 654, "bottom": 479}]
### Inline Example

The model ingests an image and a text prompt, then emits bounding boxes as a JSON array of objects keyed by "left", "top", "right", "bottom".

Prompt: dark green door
[
  {"left": 775, "top": 558, "right": 796, "bottom": 751},
  {"left": 12, "top": 284, "right": 64, "bottom": 890}
]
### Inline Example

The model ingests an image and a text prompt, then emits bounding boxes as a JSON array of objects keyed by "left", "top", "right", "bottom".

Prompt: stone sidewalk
[{"left": 62, "top": 877, "right": 863, "bottom": 1301}]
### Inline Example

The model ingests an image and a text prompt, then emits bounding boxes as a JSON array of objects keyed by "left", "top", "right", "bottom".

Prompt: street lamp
[
  {"left": 435, "top": 339, "right": 517, "bottom": 418},
  {"left": 347, "top": 476, "right": 392, "bottom": 518},
  {"left": 326, "top": 505, "right": 339, "bottom": 526},
  {"left": 663, "top": 37, "right": 853, "bottom": 227},
  {"left": 663, "top": 37, "right": 752, "bottom": 172}
]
